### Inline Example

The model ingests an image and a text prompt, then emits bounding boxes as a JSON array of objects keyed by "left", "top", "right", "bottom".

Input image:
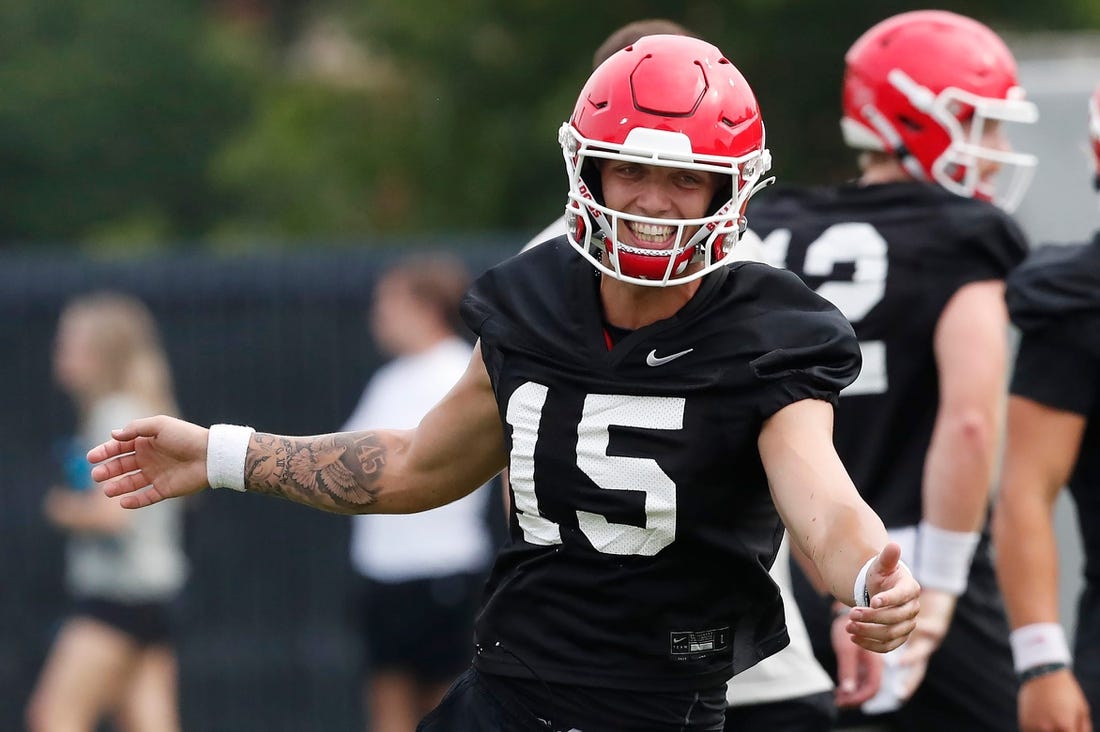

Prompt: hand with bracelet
[
  {"left": 1010, "top": 623, "right": 1089, "bottom": 732},
  {"left": 859, "top": 521, "right": 979, "bottom": 713}
]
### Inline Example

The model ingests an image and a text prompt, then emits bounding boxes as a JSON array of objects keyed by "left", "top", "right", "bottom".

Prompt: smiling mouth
[{"left": 626, "top": 221, "right": 677, "bottom": 247}]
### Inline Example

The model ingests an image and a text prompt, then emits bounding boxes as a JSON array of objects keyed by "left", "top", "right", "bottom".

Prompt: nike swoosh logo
[{"left": 646, "top": 348, "right": 694, "bottom": 367}]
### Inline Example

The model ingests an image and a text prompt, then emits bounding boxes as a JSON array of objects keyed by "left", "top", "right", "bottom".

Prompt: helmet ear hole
[{"left": 898, "top": 115, "right": 923, "bottom": 132}]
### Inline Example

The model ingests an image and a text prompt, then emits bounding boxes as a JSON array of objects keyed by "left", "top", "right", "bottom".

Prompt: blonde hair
[{"left": 59, "top": 291, "right": 178, "bottom": 417}]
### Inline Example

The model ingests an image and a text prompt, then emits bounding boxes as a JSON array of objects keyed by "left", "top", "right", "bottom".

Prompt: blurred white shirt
[{"left": 345, "top": 336, "right": 493, "bottom": 582}]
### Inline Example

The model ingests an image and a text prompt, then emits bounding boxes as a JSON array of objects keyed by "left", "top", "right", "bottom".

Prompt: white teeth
[{"left": 628, "top": 221, "right": 675, "bottom": 243}]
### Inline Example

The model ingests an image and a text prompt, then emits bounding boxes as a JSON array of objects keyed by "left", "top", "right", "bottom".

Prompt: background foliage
[{"left": 0, "top": 0, "right": 1097, "bottom": 249}]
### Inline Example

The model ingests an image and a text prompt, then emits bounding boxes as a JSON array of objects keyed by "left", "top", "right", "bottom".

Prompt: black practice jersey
[
  {"left": 746, "top": 182, "right": 1029, "bottom": 527},
  {"left": 460, "top": 238, "right": 860, "bottom": 694},
  {"left": 1008, "top": 233, "right": 1100, "bottom": 582}
]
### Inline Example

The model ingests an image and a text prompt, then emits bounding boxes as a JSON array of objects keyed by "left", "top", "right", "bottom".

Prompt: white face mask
[{"left": 560, "top": 124, "right": 772, "bottom": 287}]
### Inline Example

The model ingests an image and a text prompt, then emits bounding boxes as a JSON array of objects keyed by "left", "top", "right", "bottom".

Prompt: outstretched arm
[
  {"left": 90, "top": 343, "right": 509, "bottom": 515},
  {"left": 760, "top": 398, "right": 920, "bottom": 653}
]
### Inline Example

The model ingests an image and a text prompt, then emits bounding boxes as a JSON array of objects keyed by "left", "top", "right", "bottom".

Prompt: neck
[
  {"left": 599, "top": 275, "right": 700, "bottom": 330},
  {"left": 858, "top": 156, "right": 912, "bottom": 186}
]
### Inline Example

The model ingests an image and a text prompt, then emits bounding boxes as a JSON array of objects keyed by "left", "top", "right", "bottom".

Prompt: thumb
[{"left": 874, "top": 541, "right": 902, "bottom": 575}]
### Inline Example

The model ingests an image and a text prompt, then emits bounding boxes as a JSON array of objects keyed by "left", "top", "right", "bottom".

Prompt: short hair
[
  {"left": 381, "top": 254, "right": 471, "bottom": 336},
  {"left": 592, "top": 19, "right": 695, "bottom": 69}
]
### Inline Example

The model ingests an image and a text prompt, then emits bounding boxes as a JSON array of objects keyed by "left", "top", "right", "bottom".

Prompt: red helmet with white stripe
[
  {"left": 841, "top": 10, "right": 1038, "bottom": 211},
  {"left": 559, "top": 34, "right": 771, "bottom": 286}
]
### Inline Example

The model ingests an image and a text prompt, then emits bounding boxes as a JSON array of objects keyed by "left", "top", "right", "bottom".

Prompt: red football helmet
[
  {"left": 559, "top": 34, "right": 772, "bottom": 286},
  {"left": 1090, "top": 84, "right": 1100, "bottom": 189},
  {"left": 841, "top": 10, "right": 1038, "bottom": 211}
]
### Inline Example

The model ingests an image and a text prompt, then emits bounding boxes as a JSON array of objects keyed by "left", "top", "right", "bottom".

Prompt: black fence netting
[{"left": 0, "top": 240, "right": 516, "bottom": 731}]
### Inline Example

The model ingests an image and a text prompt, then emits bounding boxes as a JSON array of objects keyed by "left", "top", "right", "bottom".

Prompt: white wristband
[
  {"left": 854, "top": 554, "right": 876, "bottom": 607},
  {"left": 916, "top": 521, "right": 980, "bottom": 595},
  {"left": 206, "top": 424, "right": 254, "bottom": 492},
  {"left": 1010, "top": 622, "right": 1072, "bottom": 673}
]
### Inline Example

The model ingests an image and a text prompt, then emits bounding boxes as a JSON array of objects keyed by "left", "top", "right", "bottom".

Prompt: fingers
[
  {"left": 836, "top": 661, "right": 882, "bottom": 707},
  {"left": 847, "top": 617, "right": 917, "bottom": 652},
  {"left": 87, "top": 438, "right": 137, "bottom": 465},
  {"left": 100, "top": 470, "right": 153, "bottom": 499},
  {"left": 100, "top": 472, "right": 174, "bottom": 509},
  {"left": 118, "top": 486, "right": 171, "bottom": 510},
  {"left": 850, "top": 632, "right": 912, "bottom": 654},
  {"left": 90, "top": 452, "right": 141, "bottom": 482},
  {"left": 85, "top": 416, "right": 169, "bottom": 463},
  {"left": 835, "top": 641, "right": 883, "bottom": 707},
  {"left": 869, "top": 576, "right": 922, "bottom": 609},
  {"left": 850, "top": 602, "right": 919, "bottom": 627}
]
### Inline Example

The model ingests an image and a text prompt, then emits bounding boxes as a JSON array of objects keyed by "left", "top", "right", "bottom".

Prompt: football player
[
  {"left": 993, "top": 84, "right": 1100, "bottom": 732},
  {"left": 523, "top": 20, "right": 868, "bottom": 731},
  {"left": 88, "top": 35, "right": 919, "bottom": 731},
  {"left": 742, "top": 10, "right": 1037, "bottom": 731}
]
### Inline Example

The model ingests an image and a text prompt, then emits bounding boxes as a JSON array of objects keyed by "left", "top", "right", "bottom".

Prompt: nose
[{"left": 634, "top": 178, "right": 675, "bottom": 216}]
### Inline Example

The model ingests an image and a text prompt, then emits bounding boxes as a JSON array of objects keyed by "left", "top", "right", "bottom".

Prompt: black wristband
[{"left": 1018, "top": 662, "right": 1069, "bottom": 684}]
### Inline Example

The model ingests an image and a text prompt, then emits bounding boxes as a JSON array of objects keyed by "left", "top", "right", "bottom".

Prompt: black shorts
[
  {"left": 72, "top": 597, "right": 176, "bottom": 647},
  {"left": 417, "top": 668, "right": 551, "bottom": 732},
  {"left": 359, "top": 571, "right": 485, "bottom": 682},
  {"left": 723, "top": 690, "right": 835, "bottom": 731},
  {"left": 419, "top": 668, "right": 726, "bottom": 732}
]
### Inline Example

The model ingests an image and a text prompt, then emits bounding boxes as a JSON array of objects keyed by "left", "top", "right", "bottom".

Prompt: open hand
[{"left": 87, "top": 415, "right": 210, "bottom": 508}]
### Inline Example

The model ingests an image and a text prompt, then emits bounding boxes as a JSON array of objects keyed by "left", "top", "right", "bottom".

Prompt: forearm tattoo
[{"left": 244, "top": 432, "right": 385, "bottom": 512}]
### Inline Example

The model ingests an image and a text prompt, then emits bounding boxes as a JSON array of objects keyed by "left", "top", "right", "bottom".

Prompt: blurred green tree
[
  {"left": 1, "top": 0, "right": 1097, "bottom": 248},
  {"left": 0, "top": 0, "right": 249, "bottom": 249},
  {"left": 213, "top": 0, "right": 1100, "bottom": 244}
]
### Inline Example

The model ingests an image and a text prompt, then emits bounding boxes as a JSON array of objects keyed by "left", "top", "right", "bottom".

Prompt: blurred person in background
[
  {"left": 88, "top": 35, "right": 920, "bottom": 732},
  {"left": 524, "top": 18, "right": 874, "bottom": 731},
  {"left": 993, "top": 85, "right": 1100, "bottom": 732},
  {"left": 743, "top": 9, "right": 1037, "bottom": 730},
  {"left": 343, "top": 256, "right": 493, "bottom": 732},
  {"left": 26, "top": 292, "right": 187, "bottom": 732}
]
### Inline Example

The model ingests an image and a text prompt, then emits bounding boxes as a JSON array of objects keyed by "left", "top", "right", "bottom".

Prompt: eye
[
  {"left": 674, "top": 171, "right": 708, "bottom": 189},
  {"left": 613, "top": 162, "right": 642, "bottom": 178}
]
